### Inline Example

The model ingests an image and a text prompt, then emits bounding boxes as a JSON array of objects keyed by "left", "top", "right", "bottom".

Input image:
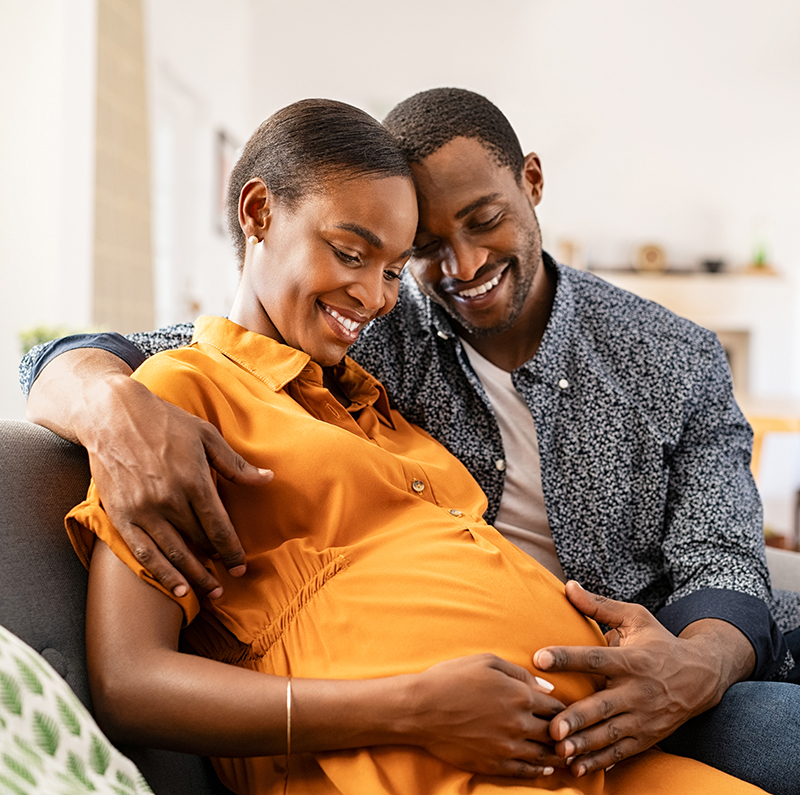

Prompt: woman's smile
[{"left": 319, "top": 301, "right": 371, "bottom": 344}]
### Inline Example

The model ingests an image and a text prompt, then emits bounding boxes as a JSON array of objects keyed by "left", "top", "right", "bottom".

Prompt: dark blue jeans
[{"left": 659, "top": 628, "right": 800, "bottom": 795}]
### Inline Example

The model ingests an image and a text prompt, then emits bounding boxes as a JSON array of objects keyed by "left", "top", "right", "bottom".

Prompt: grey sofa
[{"left": 0, "top": 419, "right": 231, "bottom": 795}]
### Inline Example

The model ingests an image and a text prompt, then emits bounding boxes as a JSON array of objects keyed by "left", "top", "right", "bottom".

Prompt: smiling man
[{"left": 21, "top": 88, "right": 800, "bottom": 794}]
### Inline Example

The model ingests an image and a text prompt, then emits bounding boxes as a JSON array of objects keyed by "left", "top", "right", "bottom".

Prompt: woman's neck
[
  {"left": 229, "top": 282, "right": 283, "bottom": 343},
  {"left": 322, "top": 367, "right": 351, "bottom": 409}
]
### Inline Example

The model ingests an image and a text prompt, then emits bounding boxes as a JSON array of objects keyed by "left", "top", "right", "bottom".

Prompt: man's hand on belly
[{"left": 532, "top": 581, "right": 756, "bottom": 777}]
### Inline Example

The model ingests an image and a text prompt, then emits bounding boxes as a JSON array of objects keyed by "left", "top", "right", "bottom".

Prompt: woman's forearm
[
  {"left": 94, "top": 643, "right": 419, "bottom": 756},
  {"left": 87, "top": 540, "right": 416, "bottom": 756}
]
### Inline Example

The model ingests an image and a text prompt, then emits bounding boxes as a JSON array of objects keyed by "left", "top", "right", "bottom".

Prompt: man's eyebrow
[
  {"left": 455, "top": 193, "right": 502, "bottom": 220},
  {"left": 335, "top": 223, "right": 383, "bottom": 249}
]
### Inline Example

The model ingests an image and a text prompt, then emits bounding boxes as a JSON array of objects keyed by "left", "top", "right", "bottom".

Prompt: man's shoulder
[
  {"left": 554, "top": 265, "right": 732, "bottom": 427},
  {"left": 561, "top": 265, "right": 720, "bottom": 360}
]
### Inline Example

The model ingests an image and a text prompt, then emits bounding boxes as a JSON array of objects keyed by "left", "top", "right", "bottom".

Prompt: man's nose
[{"left": 440, "top": 238, "right": 489, "bottom": 283}]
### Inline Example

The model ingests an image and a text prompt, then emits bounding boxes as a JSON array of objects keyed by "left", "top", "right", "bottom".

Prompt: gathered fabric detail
[
  {"left": 191, "top": 554, "right": 350, "bottom": 668},
  {"left": 251, "top": 554, "right": 350, "bottom": 658}
]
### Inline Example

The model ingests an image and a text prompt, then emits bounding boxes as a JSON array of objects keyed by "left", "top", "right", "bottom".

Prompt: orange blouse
[{"left": 66, "top": 316, "right": 764, "bottom": 795}]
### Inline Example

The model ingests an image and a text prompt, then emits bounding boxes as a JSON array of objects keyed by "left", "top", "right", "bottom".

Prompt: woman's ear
[
  {"left": 239, "top": 178, "right": 272, "bottom": 242},
  {"left": 521, "top": 152, "right": 544, "bottom": 207}
]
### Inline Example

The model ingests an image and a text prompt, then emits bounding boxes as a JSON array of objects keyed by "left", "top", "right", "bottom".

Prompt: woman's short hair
[{"left": 226, "top": 98, "right": 413, "bottom": 263}]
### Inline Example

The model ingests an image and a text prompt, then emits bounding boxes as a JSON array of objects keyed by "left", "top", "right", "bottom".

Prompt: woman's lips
[{"left": 319, "top": 302, "right": 369, "bottom": 343}]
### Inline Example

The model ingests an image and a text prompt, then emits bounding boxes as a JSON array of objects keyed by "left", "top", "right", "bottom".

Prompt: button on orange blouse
[{"left": 66, "top": 317, "right": 764, "bottom": 795}]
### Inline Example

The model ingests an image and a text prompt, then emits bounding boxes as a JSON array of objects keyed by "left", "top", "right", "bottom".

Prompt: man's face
[{"left": 408, "top": 136, "right": 544, "bottom": 338}]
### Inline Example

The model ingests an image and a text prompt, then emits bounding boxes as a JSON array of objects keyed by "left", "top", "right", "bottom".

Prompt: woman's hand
[{"left": 408, "top": 654, "right": 566, "bottom": 778}]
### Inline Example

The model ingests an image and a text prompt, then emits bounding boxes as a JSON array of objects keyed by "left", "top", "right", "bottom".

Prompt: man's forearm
[
  {"left": 26, "top": 348, "right": 134, "bottom": 445},
  {"left": 678, "top": 618, "right": 756, "bottom": 708}
]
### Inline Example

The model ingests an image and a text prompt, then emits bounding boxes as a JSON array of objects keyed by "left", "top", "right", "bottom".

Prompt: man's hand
[
  {"left": 27, "top": 349, "right": 273, "bottom": 598},
  {"left": 533, "top": 581, "right": 756, "bottom": 777},
  {"left": 412, "top": 654, "right": 566, "bottom": 779}
]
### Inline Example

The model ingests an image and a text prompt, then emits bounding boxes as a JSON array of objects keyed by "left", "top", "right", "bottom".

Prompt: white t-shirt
[{"left": 460, "top": 339, "right": 565, "bottom": 580}]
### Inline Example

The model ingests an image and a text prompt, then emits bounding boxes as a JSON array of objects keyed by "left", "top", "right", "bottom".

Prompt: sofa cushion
[{"left": 0, "top": 622, "right": 155, "bottom": 794}]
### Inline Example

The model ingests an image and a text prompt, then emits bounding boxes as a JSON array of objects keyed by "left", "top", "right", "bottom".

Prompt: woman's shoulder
[{"left": 132, "top": 341, "right": 239, "bottom": 421}]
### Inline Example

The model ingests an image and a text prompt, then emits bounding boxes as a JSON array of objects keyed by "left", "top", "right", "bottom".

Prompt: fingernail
[
  {"left": 566, "top": 756, "right": 575, "bottom": 765},
  {"left": 172, "top": 584, "right": 188, "bottom": 597},
  {"left": 535, "top": 650, "right": 554, "bottom": 669},
  {"left": 556, "top": 720, "right": 570, "bottom": 741},
  {"left": 207, "top": 586, "right": 224, "bottom": 600},
  {"left": 562, "top": 740, "right": 575, "bottom": 757},
  {"left": 228, "top": 564, "right": 247, "bottom": 577},
  {"left": 606, "top": 764, "right": 615, "bottom": 772},
  {"left": 542, "top": 767, "right": 554, "bottom": 776},
  {"left": 575, "top": 764, "right": 587, "bottom": 778},
  {"left": 535, "top": 676, "right": 555, "bottom": 692},
  {"left": 258, "top": 468, "right": 273, "bottom": 476}
]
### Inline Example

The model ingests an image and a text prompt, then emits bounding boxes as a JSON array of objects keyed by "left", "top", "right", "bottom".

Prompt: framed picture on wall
[{"left": 215, "top": 130, "right": 239, "bottom": 235}]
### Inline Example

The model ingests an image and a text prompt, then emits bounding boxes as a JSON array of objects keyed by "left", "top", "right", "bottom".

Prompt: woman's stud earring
[{"left": 248, "top": 235, "right": 260, "bottom": 245}]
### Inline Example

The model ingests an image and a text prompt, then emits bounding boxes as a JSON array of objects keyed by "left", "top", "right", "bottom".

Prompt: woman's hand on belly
[{"left": 404, "top": 653, "right": 566, "bottom": 779}]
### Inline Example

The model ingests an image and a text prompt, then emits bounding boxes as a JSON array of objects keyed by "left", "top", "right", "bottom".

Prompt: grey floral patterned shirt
[{"left": 21, "top": 255, "right": 800, "bottom": 679}]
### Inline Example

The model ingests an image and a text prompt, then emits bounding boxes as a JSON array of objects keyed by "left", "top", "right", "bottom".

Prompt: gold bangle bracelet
[{"left": 286, "top": 675, "right": 293, "bottom": 761}]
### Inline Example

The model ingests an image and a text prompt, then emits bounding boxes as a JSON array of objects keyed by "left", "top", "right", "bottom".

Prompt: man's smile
[
  {"left": 443, "top": 262, "right": 511, "bottom": 302},
  {"left": 456, "top": 269, "right": 505, "bottom": 299}
]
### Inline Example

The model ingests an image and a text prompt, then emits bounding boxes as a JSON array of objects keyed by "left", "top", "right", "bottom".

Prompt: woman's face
[{"left": 233, "top": 174, "right": 417, "bottom": 366}]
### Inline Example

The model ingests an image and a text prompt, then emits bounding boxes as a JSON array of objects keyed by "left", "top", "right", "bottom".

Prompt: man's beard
[{"left": 436, "top": 217, "right": 541, "bottom": 339}]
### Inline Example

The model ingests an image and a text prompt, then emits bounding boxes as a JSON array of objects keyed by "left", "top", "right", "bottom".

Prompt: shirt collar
[
  {"left": 191, "top": 316, "right": 394, "bottom": 423},
  {"left": 523, "top": 253, "right": 576, "bottom": 381},
  {"left": 192, "top": 316, "right": 309, "bottom": 391}
]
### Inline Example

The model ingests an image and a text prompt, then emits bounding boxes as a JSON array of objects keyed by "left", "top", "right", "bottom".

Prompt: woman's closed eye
[{"left": 331, "top": 245, "right": 361, "bottom": 265}]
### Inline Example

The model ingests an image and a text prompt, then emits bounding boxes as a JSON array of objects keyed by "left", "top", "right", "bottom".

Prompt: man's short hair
[{"left": 383, "top": 88, "right": 525, "bottom": 180}]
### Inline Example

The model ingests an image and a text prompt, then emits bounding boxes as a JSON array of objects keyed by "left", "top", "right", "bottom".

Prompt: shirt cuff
[
  {"left": 656, "top": 588, "right": 789, "bottom": 681},
  {"left": 27, "top": 333, "right": 147, "bottom": 392}
]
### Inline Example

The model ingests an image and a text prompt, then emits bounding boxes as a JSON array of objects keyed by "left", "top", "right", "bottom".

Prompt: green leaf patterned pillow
[{"left": 0, "top": 624, "right": 153, "bottom": 795}]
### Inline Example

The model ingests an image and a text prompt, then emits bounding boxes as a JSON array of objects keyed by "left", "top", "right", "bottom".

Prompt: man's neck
[{"left": 457, "top": 261, "right": 557, "bottom": 372}]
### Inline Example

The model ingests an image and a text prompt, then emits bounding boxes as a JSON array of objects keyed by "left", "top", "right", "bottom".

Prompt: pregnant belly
[{"left": 252, "top": 520, "right": 605, "bottom": 707}]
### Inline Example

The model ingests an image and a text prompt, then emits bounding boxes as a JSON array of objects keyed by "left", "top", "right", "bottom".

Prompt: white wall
[
  {"left": 144, "top": 0, "right": 254, "bottom": 326},
  {"left": 0, "top": 0, "right": 96, "bottom": 419},
  {"left": 2, "top": 0, "right": 799, "bottom": 418},
  {"left": 506, "top": 0, "right": 800, "bottom": 396},
  {"left": 245, "top": 0, "right": 799, "bottom": 273}
]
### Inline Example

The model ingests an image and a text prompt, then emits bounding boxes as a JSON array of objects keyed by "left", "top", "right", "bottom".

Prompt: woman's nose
[{"left": 348, "top": 270, "right": 388, "bottom": 313}]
